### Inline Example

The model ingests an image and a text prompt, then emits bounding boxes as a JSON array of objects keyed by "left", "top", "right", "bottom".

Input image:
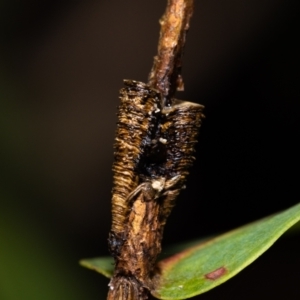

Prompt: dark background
[{"left": 1, "top": 0, "right": 299, "bottom": 299}]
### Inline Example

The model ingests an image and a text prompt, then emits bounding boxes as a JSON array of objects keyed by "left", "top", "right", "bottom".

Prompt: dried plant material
[
  {"left": 108, "top": 80, "right": 204, "bottom": 299},
  {"left": 107, "top": 1, "right": 202, "bottom": 299},
  {"left": 110, "top": 80, "right": 161, "bottom": 243},
  {"left": 148, "top": 0, "right": 194, "bottom": 105}
]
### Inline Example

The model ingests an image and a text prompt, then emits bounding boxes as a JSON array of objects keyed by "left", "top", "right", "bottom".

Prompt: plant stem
[{"left": 148, "top": 0, "right": 194, "bottom": 107}]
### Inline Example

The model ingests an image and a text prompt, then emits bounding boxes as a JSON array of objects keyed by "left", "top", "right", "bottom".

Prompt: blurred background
[{"left": 0, "top": 0, "right": 299, "bottom": 299}]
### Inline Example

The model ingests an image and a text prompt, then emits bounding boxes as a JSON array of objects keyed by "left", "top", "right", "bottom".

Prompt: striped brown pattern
[
  {"left": 110, "top": 80, "right": 161, "bottom": 242},
  {"left": 108, "top": 80, "right": 204, "bottom": 299}
]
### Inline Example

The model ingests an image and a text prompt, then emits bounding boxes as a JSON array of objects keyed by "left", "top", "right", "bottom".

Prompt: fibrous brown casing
[
  {"left": 154, "top": 100, "right": 204, "bottom": 225},
  {"left": 108, "top": 80, "right": 204, "bottom": 300},
  {"left": 110, "top": 80, "right": 161, "bottom": 242}
]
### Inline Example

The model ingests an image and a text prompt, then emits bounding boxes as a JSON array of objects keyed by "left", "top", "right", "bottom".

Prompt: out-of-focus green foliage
[{"left": 0, "top": 190, "right": 93, "bottom": 300}]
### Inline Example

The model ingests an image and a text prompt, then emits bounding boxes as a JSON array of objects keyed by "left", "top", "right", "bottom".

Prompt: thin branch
[{"left": 148, "top": 0, "right": 194, "bottom": 107}]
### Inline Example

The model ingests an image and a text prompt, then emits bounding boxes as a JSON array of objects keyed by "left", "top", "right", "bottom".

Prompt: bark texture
[
  {"left": 108, "top": 1, "right": 203, "bottom": 299},
  {"left": 148, "top": 0, "right": 194, "bottom": 106}
]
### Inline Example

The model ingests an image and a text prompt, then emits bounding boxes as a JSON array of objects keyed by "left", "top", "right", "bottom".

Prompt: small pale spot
[
  {"left": 152, "top": 180, "right": 164, "bottom": 192},
  {"left": 159, "top": 138, "right": 167, "bottom": 144},
  {"left": 154, "top": 103, "right": 160, "bottom": 113}
]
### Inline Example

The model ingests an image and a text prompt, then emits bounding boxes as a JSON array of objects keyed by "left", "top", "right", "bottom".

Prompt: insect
[{"left": 107, "top": 79, "right": 204, "bottom": 299}]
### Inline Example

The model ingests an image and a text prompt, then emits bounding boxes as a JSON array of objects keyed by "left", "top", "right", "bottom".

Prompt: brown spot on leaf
[{"left": 205, "top": 267, "right": 227, "bottom": 280}]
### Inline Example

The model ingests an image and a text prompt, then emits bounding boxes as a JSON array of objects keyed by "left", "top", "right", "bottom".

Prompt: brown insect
[{"left": 108, "top": 80, "right": 204, "bottom": 299}]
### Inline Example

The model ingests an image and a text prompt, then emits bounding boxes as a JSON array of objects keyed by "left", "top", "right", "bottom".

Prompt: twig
[{"left": 148, "top": 0, "right": 194, "bottom": 106}]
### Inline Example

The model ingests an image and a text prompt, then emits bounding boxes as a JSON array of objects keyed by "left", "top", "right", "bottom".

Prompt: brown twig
[
  {"left": 107, "top": 1, "right": 201, "bottom": 299},
  {"left": 148, "top": 0, "right": 194, "bottom": 107}
]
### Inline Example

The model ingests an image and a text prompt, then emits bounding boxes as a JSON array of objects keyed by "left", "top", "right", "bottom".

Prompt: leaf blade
[
  {"left": 152, "top": 203, "right": 300, "bottom": 299},
  {"left": 79, "top": 204, "right": 300, "bottom": 299},
  {"left": 79, "top": 257, "right": 114, "bottom": 279}
]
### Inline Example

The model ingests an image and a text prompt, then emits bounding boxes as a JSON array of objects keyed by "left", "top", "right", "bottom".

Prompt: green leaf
[
  {"left": 152, "top": 203, "right": 300, "bottom": 299},
  {"left": 286, "top": 218, "right": 300, "bottom": 235},
  {"left": 78, "top": 240, "right": 210, "bottom": 280},
  {"left": 79, "top": 203, "right": 300, "bottom": 299},
  {"left": 79, "top": 257, "right": 114, "bottom": 278}
]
